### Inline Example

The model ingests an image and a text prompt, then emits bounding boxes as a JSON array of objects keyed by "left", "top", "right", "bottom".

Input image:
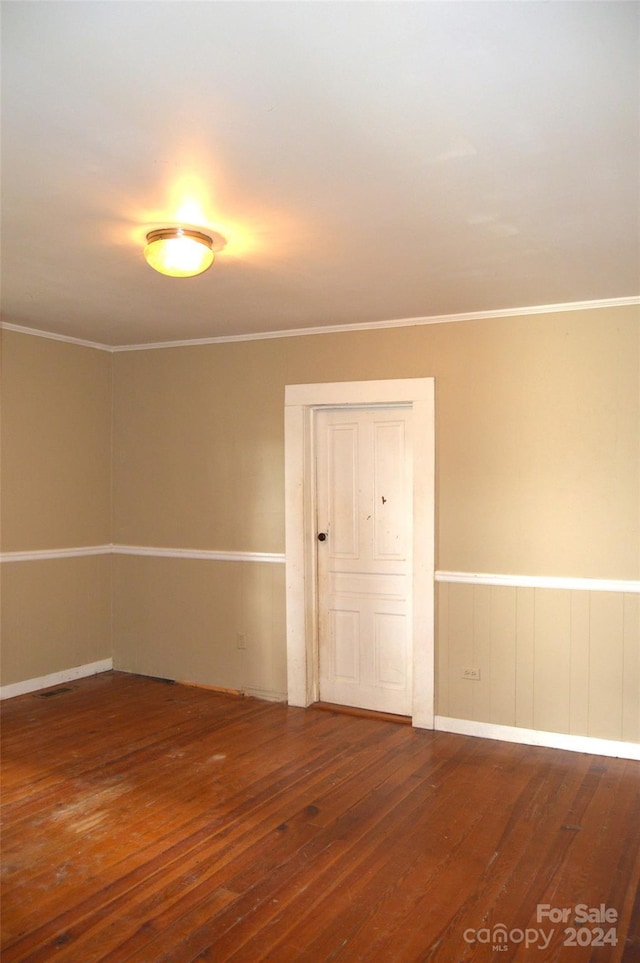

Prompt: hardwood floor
[{"left": 1, "top": 671, "right": 639, "bottom": 962}]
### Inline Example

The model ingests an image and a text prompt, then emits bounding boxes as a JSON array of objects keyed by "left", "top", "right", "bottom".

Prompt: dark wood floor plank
[
  {"left": 529, "top": 758, "right": 640, "bottom": 963},
  {"left": 76, "top": 724, "right": 429, "bottom": 962},
  {"left": 374, "top": 756, "right": 602, "bottom": 962},
  {"left": 1, "top": 672, "right": 638, "bottom": 962},
  {"left": 2, "top": 703, "right": 340, "bottom": 867},
  {"left": 2, "top": 721, "right": 374, "bottom": 948},
  {"left": 2, "top": 703, "right": 409, "bottom": 957},
  {"left": 142, "top": 730, "right": 459, "bottom": 962},
  {"left": 63, "top": 732, "right": 410, "bottom": 958},
  {"left": 262, "top": 744, "right": 567, "bottom": 963},
  {"left": 220, "top": 740, "right": 520, "bottom": 962}
]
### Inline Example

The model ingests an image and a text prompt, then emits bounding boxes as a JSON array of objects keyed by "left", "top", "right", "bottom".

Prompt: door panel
[
  {"left": 333, "top": 609, "right": 359, "bottom": 680},
  {"left": 329, "top": 424, "right": 359, "bottom": 558},
  {"left": 373, "top": 420, "right": 408, "bottom": 560},
  {"left": 316, "top": 406, "right": 413, "bottom": 715},
  {"left": 375, "top": 611, "right": 407, "bottom": 687}
]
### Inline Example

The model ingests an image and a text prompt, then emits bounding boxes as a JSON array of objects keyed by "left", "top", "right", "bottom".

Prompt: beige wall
[
  {"left": 113, "top": 338, "right": 286, "bottom": 552},
  {"left": 2, "top": 306, "right": 639, "bottom": 742},
  {"left": 1, "top": 556, "right": 112, "bottom": 684},
  {"left": 0, "top": 330, "right": 112, "bottom": 684},
  {"left": 1, "top": 331, "right": 112, "bottom": 551},
  {"left": 113, "top": 308, "right": 639, "bottom": 576},
  {"left": 112, "top": 556, "right": 286, "bottom": 700},
  {"left": 111, "top": 305, "right": 639, "bottom": 738}
]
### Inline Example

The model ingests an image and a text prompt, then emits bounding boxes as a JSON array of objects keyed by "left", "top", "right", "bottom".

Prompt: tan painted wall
[
  {"left": 112, "top": 556, "right": 286, "bottom": 700},
  {"left": 1, "top": 556, "right": 112, "bottom": 684},
  {"left": 114, "top": 307, "right": 639, "bottom": 576},
  {"left": 112, "top": 338, "right": 287, "bottom": 552},
  {"left": 111, "top": 305, "right": 639, "bottom": 737},
  {"left": 0, "top": 330, "right": 112, "bottom": 684},
  {"left": 2, "top": 306, "right": 639, "bottom": 741},
  {"left": 1, "top": 331, "right": 112, "bottom": 551}
]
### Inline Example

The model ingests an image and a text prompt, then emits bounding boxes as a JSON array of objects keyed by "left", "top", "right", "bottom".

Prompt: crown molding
[
  {"left": 0, "top": 322, "right": 114, "bottom": 352},
  {"left": 114, "top": 296, "right": 640, "bottom": 352},
  {"left": 2, "top": 296, "right": 637, "bottom": 353}
]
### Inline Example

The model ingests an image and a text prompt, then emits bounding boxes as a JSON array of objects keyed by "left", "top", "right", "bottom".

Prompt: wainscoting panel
[
  {"left": 436, "top": 582, "right": 640, "bottom": 743},
  {"left": 623, "top": 594, "right": 640, "bottom": 742}
]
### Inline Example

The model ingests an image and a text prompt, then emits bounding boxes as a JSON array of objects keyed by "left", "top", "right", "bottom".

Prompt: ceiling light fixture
[{"left": 144, "top": 227, "right": 216, "bottom": 278}]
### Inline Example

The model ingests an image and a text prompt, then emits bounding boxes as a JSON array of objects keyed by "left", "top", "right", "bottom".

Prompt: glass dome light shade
[{"left": 144, "top": 228, "right": 215, "bottom": 277}]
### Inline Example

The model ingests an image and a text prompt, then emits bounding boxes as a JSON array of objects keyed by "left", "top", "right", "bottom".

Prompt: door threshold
[{"left": 313, "top": 701, "right": 412, "bottom": 726}]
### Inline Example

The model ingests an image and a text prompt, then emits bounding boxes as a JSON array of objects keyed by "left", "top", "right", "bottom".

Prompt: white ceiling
[{"left": 2, "top": 1, "right": 639, "bottom": 347}]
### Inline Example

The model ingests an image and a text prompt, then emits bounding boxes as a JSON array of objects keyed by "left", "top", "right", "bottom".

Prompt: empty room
[{"left": 1, "top": 2, "right": 639, "bottom": 960}]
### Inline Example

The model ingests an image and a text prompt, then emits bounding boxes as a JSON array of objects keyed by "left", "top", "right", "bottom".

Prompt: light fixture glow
[{"left": 144, "top": 228, "right": 215, "bottom": 277}]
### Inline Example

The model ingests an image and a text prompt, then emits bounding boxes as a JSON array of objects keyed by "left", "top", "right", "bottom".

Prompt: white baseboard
[
  {"left": 435, "top": 715, "right": 640, "bottom": 760},
  {"left": 0, "top": 658, "right": 113, "bottom": 701}
]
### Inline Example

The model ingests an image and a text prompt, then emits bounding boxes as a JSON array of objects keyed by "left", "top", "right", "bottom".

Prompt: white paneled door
[{"left": 315, "top": 406, "right": 413, "bottom": 715}]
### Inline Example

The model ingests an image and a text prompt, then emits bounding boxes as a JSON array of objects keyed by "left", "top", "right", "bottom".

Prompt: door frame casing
[{"left": 284, "top": 378, "right": 435, "bottom": 728}]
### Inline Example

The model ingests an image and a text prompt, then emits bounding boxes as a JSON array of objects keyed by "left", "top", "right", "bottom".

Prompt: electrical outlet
[
  {"left": 236, "top": 632, "right": 246, "bottom": 650},
  {"left": 462, "top": 667, "right": 481, "bottom": 681}
]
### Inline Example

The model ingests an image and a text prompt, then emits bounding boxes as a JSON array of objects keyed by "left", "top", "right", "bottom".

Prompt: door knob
[{"left": 317, "top": 532, "right": 328, "bottom": 542}]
